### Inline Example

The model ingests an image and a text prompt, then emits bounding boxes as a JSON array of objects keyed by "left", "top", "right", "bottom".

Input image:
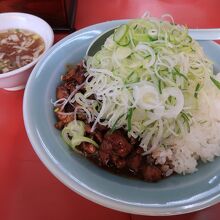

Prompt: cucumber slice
[
  {"left": 113, "top": 24, "right": 128, "bottom": 43},
  {"left": 115, "top": 47, "right": 132, "bottom": 59},
  {"left": 117, "top": 35, "right": 130, "bottom": 46},
  {"left": 133, "top": 33, "right": 151, "bottom": 42}
]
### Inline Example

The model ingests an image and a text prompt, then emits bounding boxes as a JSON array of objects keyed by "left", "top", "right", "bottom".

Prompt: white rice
[{"left": 152, "top": 80, "right": 220, "bottom": 174}]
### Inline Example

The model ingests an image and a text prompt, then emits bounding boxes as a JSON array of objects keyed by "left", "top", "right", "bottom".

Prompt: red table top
[{"left": 1, "top": 1, "right": 220, "bottom": 219}]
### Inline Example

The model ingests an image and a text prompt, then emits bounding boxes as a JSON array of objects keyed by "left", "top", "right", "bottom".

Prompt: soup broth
[{"left": 0, "top": 29, "right": 45, "bottom": 74}]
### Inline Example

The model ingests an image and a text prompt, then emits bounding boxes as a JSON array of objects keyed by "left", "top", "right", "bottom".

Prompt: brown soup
[{"left": 0, "top": 29, "right": 45, "bottom": 74}]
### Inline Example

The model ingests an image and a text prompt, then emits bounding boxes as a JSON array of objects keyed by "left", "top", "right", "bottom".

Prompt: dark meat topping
[
  {"left": 64, "top": 82, "right": 76, "bottom": 93},
  {"left": 126, "top": 147, "right": 144, "bottom": 172},
  {"left": 55, "top": 121, "right": 65, "bottom": 130},
  {"left": 98, "top": 131, "right": 132, "bottom": 169},
  {"left": 80, "top": 142, "right": 97, "bottom": 155},
  {"left": 56, "top": 85, "right": 69, "bottom": 100},
  {"left": 95, "top": 123, "right": 109, "bottom": 132},
  {"left": 55, "top": 111, "right": 75, "bottom": 129},
  {"left": 54, "top": 63, "right": 173, "bottom": 182},
  {"left": 85, "top": 123, "right": 104, "bottom": 144},
  {"left": 142, "top": 165, "right": 162, "bottom": 182},
  {"left": 99, "top": 150, "right": 110, "bottom": 165},
  {"left": 62, "top": 64, "right": 86, "bottom": 84},
  {"left": 100, "top": 131, "right": 132, "bottom": 158}
]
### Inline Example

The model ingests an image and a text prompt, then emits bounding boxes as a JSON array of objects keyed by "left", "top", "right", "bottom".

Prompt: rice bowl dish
[
  {"left": 52, "top": 15, "right": 220, "bottom": 182},
  {"left": 23, "top": 16, "right": 220, "bottom": 215}
]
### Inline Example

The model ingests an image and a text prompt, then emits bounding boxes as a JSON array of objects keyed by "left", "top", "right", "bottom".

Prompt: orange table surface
[{"left": 1, "top": 1, "right": 220, "bottom": 220}]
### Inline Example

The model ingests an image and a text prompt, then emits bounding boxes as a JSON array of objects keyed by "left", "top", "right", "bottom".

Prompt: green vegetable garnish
[
  {"left": 113, "top": 24, "right": 130, "bottom": 46},
  {"left": 173, "top": 68, "right": 188, "bottom": 81},
  {"left": 127, "top": 108, "right": 134, "bottom": 132},
  {"left": 158, "top": 79, "right": 162, "bottom": 94},
  {"left": 210, "top": 76, "right": 220, "bottom": 90},
  {"left": 62, "top": 120, "right": 98, "bottom": 152},
  {"left": 85, "top": 16, "right": 214, "bottom": 153},
  {"left": 181, "top": 112, "right": 191, "bottom": 132},
  {"left": 194, "top": 83, "right": 201, "bottom": 98},
  {"left": 111, "top": 114, "right": 125, "bottom": 132}
]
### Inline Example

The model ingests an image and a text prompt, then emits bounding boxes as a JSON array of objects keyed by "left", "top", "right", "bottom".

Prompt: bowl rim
[
  {"left": 0, "top": 12, "right": 54, "bottom": 78},
  {"left": 23, "top": 19, "right": 220, "bottom": 216}
]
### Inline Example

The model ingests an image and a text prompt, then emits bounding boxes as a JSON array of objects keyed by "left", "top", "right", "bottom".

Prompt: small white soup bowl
[{"left": 0, "top": 12, "right": 54, "bottom": 91}]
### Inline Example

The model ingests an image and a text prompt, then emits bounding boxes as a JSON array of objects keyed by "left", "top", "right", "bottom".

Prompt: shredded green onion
[
  {"left": 194, "top": 83, "right": 201, "bottom": 98},
  {"left": 173, "top": 68, "right": 188, "bottom": 81},
  {"left": 84, "top": 15, "right": 214, "bottom": 153},
  {"left": 111, "top": 114, "right": 125, "bottom": 132},
  {"left": 210, "top": 76, "right": 220, "bottom": 90},
  {"left": 127, "top": 108, "right": 134, "bottom": 132},
  {"left": 62, "top": 120, "right": 98, "bottom": 152},
  {"left": 158, "top": 79, "right": 162, "bottom": 94}
]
